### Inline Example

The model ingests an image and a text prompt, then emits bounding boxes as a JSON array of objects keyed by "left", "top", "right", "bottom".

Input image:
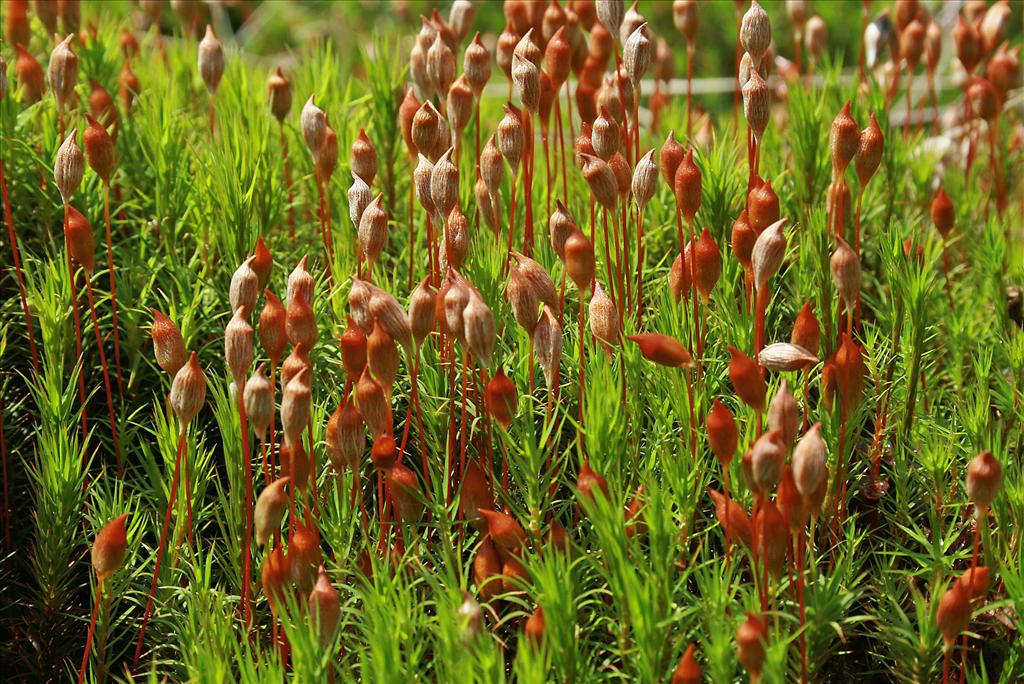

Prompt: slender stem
[
  {"left": 78, "top": 579, "right": 104, "bottom": 684},
  {"left": 84, "top": 280, "right": 122, "bottom": 475},
  {"left": 578, "top": 291, "right": 586, "bottom": 454},
  {"left": 209, "top": 98, "right": 216, "bottom": 137},
  {"left": 66, "top": 205, "right": 90, "bottom": 448},
  {"left": 636, "top": 205, "right": 645, "bottom": 325},
  {"left": 133, "top": 426, "right": 187, "bottom": 670},
  {"left": 0, "top": 158, "right": 40, "bottom": 373},
  {"left": 238, "top": 395, "right": 254, "bottom": 630},
  {"left": 102, "top": 183, "right": 124, "bottom": 397},
  {"left": 523, "top": 110, "right": 534, "bottom": 257}
]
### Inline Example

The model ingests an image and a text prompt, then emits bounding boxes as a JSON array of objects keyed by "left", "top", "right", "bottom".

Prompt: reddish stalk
[
  {"left": 542, "top": 125, "right": 551, "bottom": 227},
  {"left": 601, "top": 209, "right": 616, "bottom": 307},
  {"left": 854, "top": 188, "right": 864, "bottom": 329},
  {"left": 133, "top": 427, "right": 187, "bottom": 670},
  {"left": 277, "top": 123, "right": 295, "bottom": 238},
  {"left": 65, "top": 206, "right": 90, "bottom": 447},
  {"left": 578, "top": 292, "right": 587, "bottom": 454},
  {"left": 556, "top": 96, "right": 568, "bottom": 203},
  {"left": 408, "top": 160, "right": 415, "bottom": 288},
  {"left": 209, "top": 99, "right": 216, "bottom": 137},
  {"left": 830, "top": 404, "right": 848, "bottom": 537},
  {"left": 798, "top": 531, "right": 808, "bottom": 683},
  {"left": 504, "top": 175, "right": 518, "bottom": 275},
  {"left": 942, "top": 647, "right": 953, "bottom": 684},
  {"left": 614, "top": 208, "right": 627, "bottom": 321},
  {"left": 459, "top": 353, "right": 470, "bottom": 480},
  {"left": 0, "top": 158, "right": 40, "bottom": 373},
  {"left": 619, "top": 204, "right": 630, "bottom": 320},
  {"left": 523, "top": 110, "right": 535, "bottom": 257},
  {"left": 78, "top": 579, "right": 103, "bottom": 684},
  {"left": 398, "top": 358, "right": 429, "bottom": 490},
  {"left": 238, "top": 398, "right": 254, "bottom": 629},
  {"left": 636, "top": 205, "right": 646, "bottom": 324},
  {"left": 101, "top": 183, "right": 125, "bottom": 396},
  {"left": 687, "top": 218, "right": 701, "bottom": 377},
  {"left": 84, "top": 280, "right": 122, "bottom": 475}
]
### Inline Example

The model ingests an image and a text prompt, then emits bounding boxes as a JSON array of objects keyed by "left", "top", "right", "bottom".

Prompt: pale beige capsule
[
  {"left": 355, "top": 368, "right": 389, "bottom": 437},
  {"left": 497, "top": 23, "right": 520, "bottom": 81},
  {"left": 740, "top": 0, "right": 772, "bottom": 67},
  {"left": 463, "top": 292, "right": 496, "bottom": 366},
  {"left": 447, "top": 74, "right": 474, "bottom": 136},
  {"left": 623, "top": 23, "right": 650, "bottom": 88},
  {"left": 592, "top": 107, "right": 620, "bottom": 160},
  {"left": 480, "top": 134, "right": 505, "bottom": 197},
  {"left": 830, "top": 235, "right": 860, "bottom": 313},
  {"left": 750, "top": 428, "right": 785, "bottom": 492},
  {"left": 475, "top": 176, "right": 500, "bottom": 233},
  {"left": 805, "top": 15, "right": 826, "bottom": 64},
  {"left": 589, "top": 281, "right": 619, "bottom": 352},
  {"left": 632, "top": 149, "right": 658, "bottom": 211},
  {"left": 751, "top": 218, "right": 787, "bottom": 292},
  {"left": 533, "top": 305, "right": 562, "bottom": 390},
  {"left": 267, "top": 67, "right": 292, "bottom": 123},
  {"left": 348, "top": 176, "right": 372, "bottom": 228},
  {"left": 514, "top": 28, "right": 543, "bottom": 68},
  {"left": 412, "top": 154, "right": 437, "bottom": 220},
  {"left": 229, "top": 257, "right": 260, "bottom": 317},
  {"left": 281, "top": 367, "right": 311, "bottom": 446},
  {"left": 49, "top": 34, "right": 77, "bottom": 111},
  {"left": 301, "top": 95, "right": 327, "bottom": 154},
  {"left": 506, "top": 267, "right": 541, "bottom": 333},
  {"left": 512, "top": 53, "right": 540, "bottom": 113},
  {"left": 244, "top": 363, "right": 274, "bottom": 440},
  {"left": 785, "top": 0, "right": 809, "bottom": 28},
  {"left": 430, "top": 147, "right": 459, "bottom": 221},
  {"left": 254, "top": 476, "right": 290, "bottom": 546},
  {"left": 368, "top": 289, "right": 413, "bottom": 352},
  {"left": 742, "top": 69, "right": 770, "bottom": 142},
  {"left": 170, "top": 351, "right": 207, "bottom": 426},
  {"left": 54, "top": 129, "right": 83, "bottom": 204},
  {"left": 549, "top": 199, "right": 577, "bottom": 259},
  {"left": 416, "top": 14, "right": 438, "bottom": 53},
  {"left": 427, "top": 33, "right": 455, "bottom": 97},
  {"left": 497, "top": 103, "right": 525, "bottom": 173},
  {"left": 654, "top": 36, "right": 675, "bottom": 83},
  {"left": 579, "top": 153, "right": 618, "bottom": 210},
  {"left": 738, "top": 51, "right": 756, "bottom": 89},
  {"left": 442, "top": 205, "right": 470, "bottom": 271},
  {"left": 768, "top": 380, "right": 799, "bottom": 448},
  {"left": 198, "top": 25, "right": 225, "bottom": 94},
  {"left": 619, "top": 4, "right": 645, "bottom": 46},
  {"left": 347, "top": 278, "right": 374, "bottom": 333},
  {"left": 444, "top": 277, "right": 471, "bottom": 344},
  {"left": 409, "top": 42, "right": 432, "bottom": 101},
  {"left": 449, "top": 0, "right": 475, "bottom": 42},
  {"left": 464, "top": 32, "right": 492, "bottom": 98},
  {"left": 596, "top": 77, "right": 624, "bottom": 124},
  {"left": 314, "top": 124, "right": 339, "bottom": 180},
  {"left": 510, "top": 251, "right": 558, "bottom": 310},
  {"left": 792, "top": 423, "right": 827, "bottom": 503},
  {"left": 225, "top": 306, "right": 254, "bottom": 385},
  {"left": 758, "top": 343, "right": 818, "bottom": 372},
  {"left": 350, "top": 129, "right": 378, "bottom": 186},
  {"left": 925, "top": 19, "right": 942, "bottom": 73},
  {"left": 596, "top": 0, "right": 625, "bottom": 39},
  {"left": 358, "top": 194, "right": 389, "bottom": 266},
  {"left": 326, "top": 398, "right": 363, "bottom": 472},
  {"left": 286, "top": 255, "right": 314, "bottom": 308},
  {"left": 673, "top": 1, "right": 699, "bottom": 45},
  {"left": 408, "top": 278, "right": 437, "bottom": 346},
  {"left": 411, "top": 100, "right": 441, "bottom": 157}
]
